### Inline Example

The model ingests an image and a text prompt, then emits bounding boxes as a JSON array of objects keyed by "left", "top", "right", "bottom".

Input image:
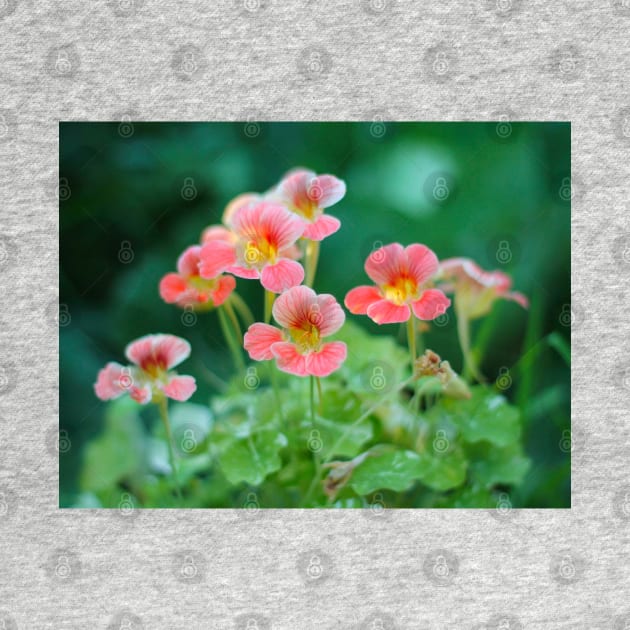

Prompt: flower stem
[
  {"left": 456, "top": 308, "right": 484, "bottom": 382},
  {"left": 217, "top": 306, "right": 245, "bottom": 374},
  {"left": 229, "top": 292, "right": 255, "bottom": 328},
  {"left": 222, "top": 299, "right": 242, "bottom": 344},
  {"left": 264, "top": 290, "right": 275, "bottom": 324},
  {"left": 158, "top": 397, "right": 182, "bottom": 503},
  {"left": 302, "top": 375, "right": 322, "bottom": 507},
  {"left": 407, "top": 315, "right": 417, "bottom": 368},
  {"left": 315, "top": 376, "right": 323, "bottom": 413},
  {"left": 305, "top": 239, "right": 320, "bottom": 287}
]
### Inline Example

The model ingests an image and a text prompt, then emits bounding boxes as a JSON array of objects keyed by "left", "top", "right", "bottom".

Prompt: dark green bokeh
[{"left": 60, "top": 121, "right": 570, "bottom": 507}]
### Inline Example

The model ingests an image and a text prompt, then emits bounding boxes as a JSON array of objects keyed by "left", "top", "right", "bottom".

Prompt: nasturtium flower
[
  {"left": 198, "top": 201, "right": 306, "bottom": 294},
  {"left": 243, "top": 286, "right": 347, "bottom": 377},
  {"left": 94, "top": 334, "right": 196, "bottom": 404},
  {"left": 345, "top": 243, "right": 451, "bottom": 325},
  {"left": 159, "top": 245, "right": 236, "bottom": 309},
  {"left": 273, "top": 168, "right": 346, "bottom": 241},
  {"left": 438, "top": 257, "right": 528, "bottom": 319}
]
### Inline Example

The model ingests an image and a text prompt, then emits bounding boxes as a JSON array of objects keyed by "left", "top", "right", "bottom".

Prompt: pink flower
[
  {"left": 438, "top": 257, "right": 528, "bottom": 319},
  {"left": 243, "top": 286, "right": 347, "bottom": 377},
  {"left": 94, "top": 334, "right": 197, "bottom": 404},
  {"left": 159, "top": 245, "right": 236, "bottom": 309},
  {"left": 198, "top": 201, "right": 306, "bottom": 294},
  {"left": 345, "top": 243, "right": 451, "bottom": 325},
  {"left": 273, "top": 168, "right": 346, "bottom": 241}
]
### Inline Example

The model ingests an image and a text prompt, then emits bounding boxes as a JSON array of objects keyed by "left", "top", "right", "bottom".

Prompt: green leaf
[
  {"left": 351, "top": 450, "right": 426, "bottom": 494},
  {"left": 415, "top": 449, "right": 468, "bottom": 492},
  {"left": 80, "top": 397, "right": 146, "bottom": 492},
  {"left": 218, "top": 429, "right": 287, "bottom": 486},
  {"left": 439, "top": 386, "right": 521, "bottom": 447},
  {"left": 470, "top": 447, "right": 531, "bottom": 488}
]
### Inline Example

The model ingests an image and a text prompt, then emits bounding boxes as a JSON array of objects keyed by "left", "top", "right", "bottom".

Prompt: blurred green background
[{"left": 59, "top": 121, "right": 570, "bottom": 508}]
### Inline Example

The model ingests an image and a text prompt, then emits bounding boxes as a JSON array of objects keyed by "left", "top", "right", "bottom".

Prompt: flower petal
[
  {"left": 161, "top": 375, "right": 196, "bottom": 402},
  {"left": 129, "top": 385, "right": 152, "bottom": 405},
  {"left": 271, "top": 341, "right": 308, "bottom": 376},
  {"left": 125, "top": 336, "right": 155, "bottom": 366},
  {"left": 209, "top": 275, "right": 236, "bottom": 307},
  {"left": 405, "top": 244, "right": 439, "bottom": 285},
  {"left": 154, "top": 335, "right": 192, "bottom": 369},
  {"left": 504, "top": 291, "right": 529, "bottom": 309},
  {"left": 201, "top": 225, "right": 236, "bottom": 245},
  {"left": 344, "top": 285, "right": 382, "bottom": 315},
  {"left": 260, "top": 258, "right": 304, "bottom": 293},
  {"left": 228, "top": 265, "right": 260, "bottom": 279},
  {"left": 244, "top": 323, "right": 284, "bottom": 361},
  {"left": 222, "top": 192, "right": 259, "bottom": 227},
  {"left": 198, "top": 240, "right": 237, "bottom": 279},
  {"left": 159, "top": 273, "right": 188, "bottom": 304},
  {"left": 366, "top": 299, "right": 411, "bottom": 324},
  {"left": 303, "top": 214, "right": 341, "bottom": 241},
  {"left": 272, "top": 285, "right": 317, "bottom": 329},
  {"left": 305, "top": 341, "right": 347, "bottom": 377},
  {"left": 276, "top": 168, "right": 315, "bottom": 212},
  {"left": 364, "top": 242, "right": 406, "bottom": 286},
  {"left": 315, "top": 293, "right": 345, "bottom": 336},
  {"left": 94, "top": 362, "right": 128, "bottom": 400},
  {"left": 176, "top": 245, "right": 202, "bottom": 276},
  {"left": 310, "top": 175, "right": 346, "bottom": 208},
  {"left": 411, "top": 289, "right": 451, "bottom": 320}
]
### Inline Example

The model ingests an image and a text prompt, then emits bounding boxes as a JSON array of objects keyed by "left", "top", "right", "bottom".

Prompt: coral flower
[
  {"left": 159, "top": 245, "right": 236, "bottom": 309},
  {"left": 273, "top": 168, "right": 346, "bottom": 241},
  {"left": 243, "top": 286, "right": 347, "bottom": 377},
  {"left": 345, "top": 243, "right": 451, "bottom": 324},
  {"left": 438, "top": 257, "right": 529, "bottom": 319},
  {"left": 198, "top": 201, "right": 306, "bottom": 294},
  {"left": 94, "top": 334, "right": 197, "bottom": 404}
]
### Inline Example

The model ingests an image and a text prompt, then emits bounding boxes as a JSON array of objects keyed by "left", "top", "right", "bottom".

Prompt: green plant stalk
[
  {"left": 302, "top": 375, "right": 322, "bottom": 506},
  {"left": 407, "top": 315, "right": 417, "bottom": 368},
  {"left": 217, "top": 306, "right": 245, "bottom": 374},
  {"left": 158, "top": 397, "right": 182, "bottom": 502},
  {"left": 229, "top": 292, "right": 255, "bottom": 328},
  {"left": 305, "top": 239, "right": 320, "bottom": 287},
  {"left": 264, "top": 290, "right": 275, "bottom": 324},
  {"left": 222, "top": 298, "right": 243, "bottom": 344},
  {"left": 455, "top": 306, "right": 484, "bottom": 383}
]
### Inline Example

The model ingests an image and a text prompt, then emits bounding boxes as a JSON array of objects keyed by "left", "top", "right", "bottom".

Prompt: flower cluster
[{"left": 92, "top": 166, "right": 529, "bottom": 502}]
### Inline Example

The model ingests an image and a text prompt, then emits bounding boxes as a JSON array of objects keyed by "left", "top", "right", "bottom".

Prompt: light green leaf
[
  {"left": 470, "top": 447, "right": 531, "bottom": 488},
  {"left": 218, "top": 429, "right": 287, "bottom": 486},
  {"left": 80, "top": 397, "right": 146, "bottom": 492},
  {"left": 351, "top": 450, "right": 426, "bottom": 494},
  {"left": 440, "top": 386, "right": 521, "bottom": 447},
  {"left": 415, "top": 449, "right": 468, "bottom": 492}
]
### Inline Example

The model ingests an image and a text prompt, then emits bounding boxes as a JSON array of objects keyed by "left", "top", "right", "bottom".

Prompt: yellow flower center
[
  {"left": 243, "top": 239, "right": 277, "bottom": 267},
  {"left": 289, "top": 323, "right": 321, "bottom": 353},
  {"left": 383, "top": 276, "right": 418, "bottom": 305}
]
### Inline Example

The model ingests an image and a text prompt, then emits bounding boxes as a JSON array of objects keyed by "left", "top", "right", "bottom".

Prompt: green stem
[
  {"left": 302, "top": 375, "right": 321, "bottom": 507},
  {"left": 217, "top": 306, "right": 245, "bottom": 373},
  {"left": 222, "top": 299, "right": 242, "bottom": 344},
  {"left": 315, "top": 376, "right": 323, "bottom": 413},
  {"left": 407, "top": 315, "right": 417, "bottom": 368},
  {"left": 456, "top": 308, "right": 484, "bottom": 382},
  {"left": 305, "top": 240, "right": 320, "bottom": 287},
  {"left": 158, "top": 397, "right": 182, "bottom": 502},
  {"left": 229, "top": 292, "right": 255, "bottom": 328},
  {"left": 264, "top": 290, "right": 275, "bottom": 324}
]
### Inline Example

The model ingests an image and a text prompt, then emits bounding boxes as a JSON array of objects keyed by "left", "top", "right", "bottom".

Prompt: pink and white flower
[
  {"left": 94, "top": 334, "right": 197, "bottom": 404},
  {"left": 273, "top": 168, "right": 346, "bottom": 241},
  {"left": 438, "top": 257, "right": 528, "bottom": 319},
  {"left": 159, "top": 245, "right": 236, "bottom": 309},
  {"left": 345, "top": 243, "right": 451, "bottom": 325},
  {"left": 243, "top": 286, "right": 347, "bottom": 377},
  {"left": 198, "top": 201, "right": 306, "bottom": 294}
]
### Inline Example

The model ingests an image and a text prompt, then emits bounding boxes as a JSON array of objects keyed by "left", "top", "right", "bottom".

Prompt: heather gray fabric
[{"left": 1, "top": 1, "right": 629, "bottom": 628}]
